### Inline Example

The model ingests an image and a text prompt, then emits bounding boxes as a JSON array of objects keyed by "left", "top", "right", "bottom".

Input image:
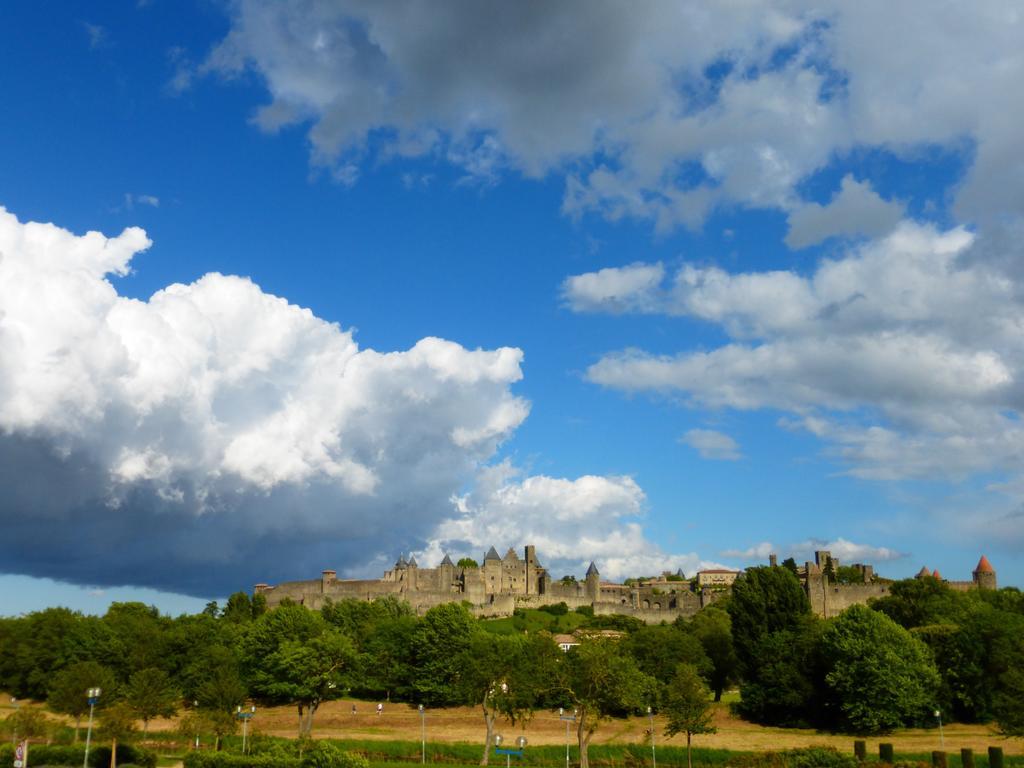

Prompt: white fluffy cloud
[
  {"left": 680, "top": 429, "right": 742, "bottom": 461},
  {"left": 0, "top": 206, "right": 535, "bottom": 591},
  {"left": 418, "top": 461, "right": 721, "bottom": 581},
  {"left": 0, "top": 206, "right": 717, "bottom": 593},
  {"left": 578, "top": 222, "right": 1024, "bottom": 484},
  {"left": 192, "top": 2, "right": 1024, "bottom": 231}
]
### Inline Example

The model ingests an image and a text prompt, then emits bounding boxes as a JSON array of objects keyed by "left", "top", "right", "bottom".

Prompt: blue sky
[{"left": 1, "top": 1, "right": 1022, "bottom": 616}]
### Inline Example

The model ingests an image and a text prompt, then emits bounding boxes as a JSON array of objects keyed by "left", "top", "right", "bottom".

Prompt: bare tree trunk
[
  {"left": 110, "top": 737, "right": 117, "bottom": 768},
  {"left": 577, "top": 715, "right": 594, "bottom": 768},
  {"left": 687, "top": 732, "right": 692, "bottom": 768},
  {"left": 480, "top": 707, "right": 496, "bottom": 766},
  {"left": 297, "top": 702, "right": 319, "bottom": 738}
]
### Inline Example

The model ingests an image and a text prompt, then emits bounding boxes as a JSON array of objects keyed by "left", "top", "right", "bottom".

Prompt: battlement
[{"left": 254, "top": 548, "right": 997, "bottom": 622}]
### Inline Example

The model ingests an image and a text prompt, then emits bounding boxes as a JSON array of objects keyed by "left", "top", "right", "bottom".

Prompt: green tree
[
  {"left": 125, "top": 667, "right": 180, "bottom": 734},
  {"left": 871, "top": 577, "right": 962, "bottom": 629},
  {"left": 264, "top": 632, "right": 355, "bottom": 736},
  {"left": 185, "top": 645, "right": 248, "bottom": 715},
  {"left": 47, "top": 661, "right": 117, "bottom": 741},
  {"left": 99, "top": 701, "right": 136, "bottom": 768},
  {"left": 624, "top": 625, "right": 710, "bottom": 686},
  {"left": 729, "top": 566, "right": 819, "bottom": 725},
  {"left": 820, "top": 605, "right": 940, "bottom": 733},
  {"left": 663, "top": 664, "right": 716, "bottom": 768},
  {"left": 359, "top": 614, "right": 418, "bottom": 701},
  {"left": 456, "top": 633, "right": 559, "bottom": 765},
  {"left": 457, "top": 558, "right": 479, "bottom": 569},
  {"left": 781, "top": 557, "right": 799, "bottom": 576},
  {"left": 687, "top": 606, "right": 738, "bottom": 701},
  {"left": 4, "top": 706, "right": 50, "bottom": 743},
  {"left": 221, "top": 592, "right": 256, "bottom": 624},
  {"left": 993, "top": 666, "right": 1024, "bottom": 737},
  {"left": 729, "top": 566, "right": 811, "bottom": 665},
  {"left": 561, "top": 638, "right": 653, "bottom": 768},
  {"left": 242, "top": 603, "right": 355, "bottom": 736},
  {"left": 411, "top": 603, "right": 479, "bottom": 706}
]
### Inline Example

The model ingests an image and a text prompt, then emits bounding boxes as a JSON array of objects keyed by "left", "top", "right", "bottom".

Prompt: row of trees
[
  {"left": 1, "top": 570, "right": 1021, "bottom": 761},
  {"left": 729, "top": 567, "right": 1024, "bottom": 735}
]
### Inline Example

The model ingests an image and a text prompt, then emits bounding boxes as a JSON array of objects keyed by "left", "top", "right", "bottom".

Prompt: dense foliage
[{"left": 0, "top": 572, "right": 1022, "bottom": 745}]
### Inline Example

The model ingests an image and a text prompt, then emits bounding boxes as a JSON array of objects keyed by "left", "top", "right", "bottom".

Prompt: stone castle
[{"left": 254, "top": 546, "right": 997, "bottom": 623}]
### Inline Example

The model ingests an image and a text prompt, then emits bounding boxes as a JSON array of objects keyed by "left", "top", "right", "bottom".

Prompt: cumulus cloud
[
  {"left": 0, "top": 206, "right": 719, "bottom": 595},
  {"left": 0, "top": 206, "right": 536, "bottom": 593},
  {"left": 417, "top": 461, "right": 721, "bottom": 581},
  {"left": 191, "top": 2, "right": 1024, "bottom": 231},
  {"left": 580, "top": 221, "right": 1024, "bottom": 485},
  {"left": 680, "top": 429, "right": 742, "bottom": 461},
  {"left": 785, "top": 176, "right": 904, "bottom": 249},
  {"left": 561, "top": 262, "right": 665, "bottom": 314}
]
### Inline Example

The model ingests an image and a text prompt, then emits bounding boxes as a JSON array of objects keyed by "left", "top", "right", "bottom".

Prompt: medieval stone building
[
  {"left": 256, "top": 544, "right": 719, "bottom": 623},
  {"left": 255, "top": 546, "right": 997, "bottom": 623}
]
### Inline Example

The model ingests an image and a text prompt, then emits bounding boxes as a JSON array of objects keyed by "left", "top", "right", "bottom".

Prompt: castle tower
[
  {"left": 525, "top": 545, "right": 537, "bottom": 595},
  {"left": 321, "top": 569, "right": 336, "bottom": 593},
  {"left": 407, "top": 555, "right": 419, "bottom": 589},
  {"left": 439, "top": 553, "right": 456, "bottom": 591},
  {"left": 585, "top": 561, "right": 600, "bottom": 602},
  {"left": 973, "top": 555, "right": 997, "bottom": 590}
]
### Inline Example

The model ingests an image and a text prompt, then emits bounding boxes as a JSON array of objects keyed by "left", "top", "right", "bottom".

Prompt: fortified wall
[
  {"left": 255, "top": 545, "right": 723, "bottom": 624},
  {"left": 255, "top": 546, "right": 997, "bottom": 623},
  {"left": 799, "top": 551, "right": 997, "bottom": 619}
]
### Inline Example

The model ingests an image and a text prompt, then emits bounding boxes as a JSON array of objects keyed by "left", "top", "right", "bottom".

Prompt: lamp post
[
  {"left": 236, "top": 705, "right": 255, "bottom": 754},
  {"left": 647, "top": 706, "right": 656, "bottom": 768},
  {"left": 10, "top": 698, "right": 18, "bottom": 746},
  {"left": 419, "top": 705, "right": 425, "bottom": 765},
  {"left": 559, "top": 707, "right": 577, "bottom": 768},
  {"left": 934, "top": 710, "right": 944, "bottom": 749},
  {"left": 494, "top": 734, "right": 527, "bottom": 768},
  {"left": 192, "top": 701, "right": 199, "bottom": 750},
  {"left": 83, "top": 688, "right": 101, "bottom": 768}
]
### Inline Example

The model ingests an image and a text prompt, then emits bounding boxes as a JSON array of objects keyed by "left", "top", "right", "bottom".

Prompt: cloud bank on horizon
[{"left": 0, "top": 207, "right": 725, "bottom": 594}]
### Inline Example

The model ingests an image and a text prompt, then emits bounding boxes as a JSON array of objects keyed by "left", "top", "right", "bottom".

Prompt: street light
[
  {"left": 418, "top": 705, "right": 426, "bottom": 765},
  {"left": 493, "top": 734, "right": 527, "bottom": 768},
  {"left": 83, "top": 688, "right": 101, "bottom": 768},
  {"left": 236, "top": 705, "right": 255, "bottom": 754},
  {"left": 647, "top": 706, "right": 656, "bottom": 768},
  {"left": 10, "top": 698, "right": 18, "bottom": 746},
  {"left": 192, "top": 701, "right": 200, "bottom": 750},
  {"left": 559, "top": 707, "right": 577, "bottom": 768},
  {"left": 934, "top": 710, "right": 944, "bottom": 749}
]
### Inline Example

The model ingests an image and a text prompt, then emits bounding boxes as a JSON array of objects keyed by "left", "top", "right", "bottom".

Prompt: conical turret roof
[
  {"left": 974, "top": 555, "right": 995, "bottom": 573},
  {"left": 484, "top": 546, "right": 502, "bottom": 562},
  {"left": 586, "top": 561, "right": 600, "bottom": 577},
  {"left": 395, "top": 554, "right": 408, "bottom": 569},
  {"left": 440, "top": 554, "right": 455, "bottom": 567},
  {"left": 932, "top": 569, "right": 942, "bottom": 580},
  {"left": 408, "top": 556, "right": 418, "bottom": 568},
  {"left": 916, "top": 566, "right": 930, "bottom": 578}
]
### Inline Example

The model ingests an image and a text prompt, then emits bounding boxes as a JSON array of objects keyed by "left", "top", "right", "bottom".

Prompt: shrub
[{"left": 301, "top": 741, "right": 369, "bottom": 768}]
